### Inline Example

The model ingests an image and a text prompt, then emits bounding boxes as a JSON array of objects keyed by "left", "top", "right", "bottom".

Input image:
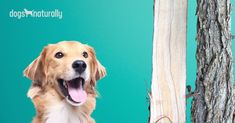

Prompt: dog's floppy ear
[
  {"left": 85, "top": 44, "right": 106, "bottom": 86},
  {"left": 90, "top": 59, "right": 106, "bottom": 87},
  {"left": 95, "top": 60, "right": 106, "bottom": 80},
  {"left": 24, "top": 47, "right": 48, "bottom": 87}
]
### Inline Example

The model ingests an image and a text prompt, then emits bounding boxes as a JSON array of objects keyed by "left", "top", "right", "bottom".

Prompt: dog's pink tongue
[{"left": 68, "top": 82, "right": 87, "bottom": 103}]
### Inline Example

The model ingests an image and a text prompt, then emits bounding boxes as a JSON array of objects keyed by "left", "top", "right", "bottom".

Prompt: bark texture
[{"left": 191, "top": 0, "right": 234, "bottom": 123}]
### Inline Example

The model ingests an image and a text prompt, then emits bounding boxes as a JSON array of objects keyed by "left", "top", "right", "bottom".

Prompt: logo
[{"left": 9, "top": 8, "right": 63, "bottom": 19}]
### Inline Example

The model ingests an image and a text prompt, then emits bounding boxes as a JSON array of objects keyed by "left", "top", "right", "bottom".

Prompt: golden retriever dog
[{"left": 24, "top": 41, "right": 106, "bottom": 123}]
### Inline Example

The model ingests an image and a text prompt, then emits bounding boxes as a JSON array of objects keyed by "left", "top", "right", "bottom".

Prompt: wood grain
[{"left": 150, "top": 0, "right": 187, "bottom": 122}]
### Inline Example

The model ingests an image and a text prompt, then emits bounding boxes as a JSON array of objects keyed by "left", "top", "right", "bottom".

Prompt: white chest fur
[{"left": 44, "top": 100, "right": 87, "bottom": 123}]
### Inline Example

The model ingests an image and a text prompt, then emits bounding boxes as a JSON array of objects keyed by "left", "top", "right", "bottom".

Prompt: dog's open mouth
[{"left": 58, "top": 77, "right": 87, "bottom": 106}]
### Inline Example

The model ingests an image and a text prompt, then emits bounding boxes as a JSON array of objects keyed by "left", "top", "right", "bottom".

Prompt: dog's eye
[
  {"left": 55, "top": 52, "right": 64, "bottom": 59},
  {"left": 83, "top": 51, "right": 88, "bottom": 58}
]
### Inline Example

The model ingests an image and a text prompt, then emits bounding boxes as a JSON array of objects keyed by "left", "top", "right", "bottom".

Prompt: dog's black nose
[{"left": 72, "top": 60, "right": 87, "bottom": 74}]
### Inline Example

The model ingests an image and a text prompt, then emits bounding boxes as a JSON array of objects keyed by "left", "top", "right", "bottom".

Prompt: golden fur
[{"left": 24, "top": 41, "right": 106, "bottom": 123}]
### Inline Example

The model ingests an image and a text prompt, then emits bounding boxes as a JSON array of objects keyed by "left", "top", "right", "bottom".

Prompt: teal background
[{"left": 0, "top": 0, "right": 234, "bottom": 123}]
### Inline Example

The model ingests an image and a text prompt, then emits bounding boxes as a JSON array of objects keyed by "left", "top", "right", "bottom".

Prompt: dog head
[{"left": 24, "top": 41, "right": 106, "bottom": 106}]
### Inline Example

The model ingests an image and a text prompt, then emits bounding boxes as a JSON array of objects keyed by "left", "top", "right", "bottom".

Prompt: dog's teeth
[{"left": 63, "top": 81, "right": 67, "bottom": 88}]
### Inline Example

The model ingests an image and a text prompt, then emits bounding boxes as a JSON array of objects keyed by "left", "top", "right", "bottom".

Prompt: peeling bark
[{"left": 191, "top": 0, "right": 234, "bottom": 123}]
